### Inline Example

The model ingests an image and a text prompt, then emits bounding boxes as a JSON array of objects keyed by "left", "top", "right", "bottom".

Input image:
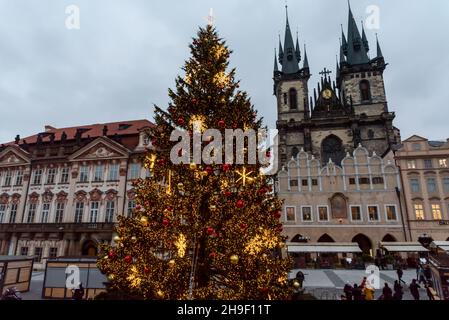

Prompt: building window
[
  {"left": 20, "top": 247, "right": 29, "bottom": 256},
  {"left": 432, "top": 204, "right": 442, "bottom": 220},
  {"left": 55, "top": 203, "right": 65, "bottom": 223},
  {"left": 424, "top": 159, "right": 433, "bottom": 169},
  {"left": 74, "top": 202, "right": 84, "bottom": 223},
  {"left": 34, "top": 247, "right": 43, "bottom": 263},
  {"left": 414, "top": 204, "right": 425, "bottom": 220},
  {"left": 89, "top": 202, "right": 99, "bottom": 223},
  {"left": 79, "top": 165, "right": 89, "bottom": 183},
  {"left": 359, "top": 80, "right": 371, "bottom": 101},
  {"left": 283, "top": 93, "right": 288, "bottom": 105},
  {"left": 285, "top": 207, "right": 296, "bottom": 222},
  {"left": 41, "top": 203, "right": 51, "bottom": 223},
  {"left": 46, "top": 168, "right": 57, "bottom": 184},
  {"left": 410, "top": 179, "right": 420, "bottom": 193},
  {"left": 427, "top": 178, "right": 437, "bottom": 193},
  {"left": 351, "top": 206, "right": 362, "bottom": 221},
  {"left": 128, "top": 163, "right": 141, "bottom": 180},
  {"left": 3, "top": 171, "right": 12, "bottom": 186},
  {"left": 15, "top": 170, "right": 23, "bottom": 186},
  {"left": 312, "top": 179, "right": 318, "bottom": 186},
  {"left": 444, "top": 177, "right": 449, "bottom": 192},
  {"left": 0, "top": 204, "right": 6, "bottom": 223},
  {"left": 27, "top": 204, "right": 37, "bottom": 223},
  {"left": 301, "top": 207, "right": 312, "bottom": 222},
  {"left": 33, "top": 169, "right": 43, "bottom": 185},
  {"left": 289, "top": 180, "right": 298, "bottom": 187},
  {"left": 318, "top": 206, "right": 329, "bottom": 221},
  {"left": 49, "top": 247, "right": 58, "bottom": 258},
  {"left": 108, "top": 164, "right": 119, "bottom": 181},
  {"left": 302, "top": 180, "right": 308, "bottom": 187},
  {"left": 439, "top": 159, "right": 448, "bottom": 168},
  {"left": 9, "top": 204, "right": 18, "bottom": 223},
  {"left": 368, "top": 206, "right": 379, "bottom": 221},
  {"left": 349, "top": 178, "right": 356, "bottom": 185},
  {"left": 289, "top": 88, "right": 298, "bottom": 110},
  {"left": 127, "top": 200, "right": 136, "bottom": 217},
  {"left": 60, "top": 167, "right": 69, "bottom": 184},
  {"left": 386, "top": 205, "right": 398, "bottom": 221},
  {"left": 412, "top": 143, "right": 421, "bottom": 151},
  {"left": 359, "top": 178, "right": 370, "bottom": 185},
  {"left": 372, "top": 177, "right": 384, "bottom": 185},
  {"left": 407, "top": 161, "right": 416, "bottom": 169},
  {"left": 93, "top": 164, "right": 104, "bottom": 182},
  {"left": 105, "top": 201, "right": 115, "bottom": 223}
]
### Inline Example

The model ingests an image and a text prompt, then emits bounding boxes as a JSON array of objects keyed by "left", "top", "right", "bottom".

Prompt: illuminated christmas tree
[{"left": 97, "top": 25, "right": 293, "bottom": 300}]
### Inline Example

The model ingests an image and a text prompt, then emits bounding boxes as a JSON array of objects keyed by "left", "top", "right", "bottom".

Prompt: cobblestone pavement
[{"left": 289, "top": 269, "right": 430, "bottom": 300}]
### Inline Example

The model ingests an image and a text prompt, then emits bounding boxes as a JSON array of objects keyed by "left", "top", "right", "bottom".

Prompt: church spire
[
  {"left": 295, "top": 31, "right": 301, "bottom": 62},
  {"left": 274, "top": 48, "right": 279, "bottom": 72},
  {"left": 346, "top": 1, "right": 370, "bottom": 65},
  {"left": 303, "top": 44, "right": 309, "bottom": 69},
  {"left": 361, "top": 22, "right": 369, "bottom": 52},
  {"left": 341, "top": 25, "right": 348, "bottom": 56},
  {"left": 278, "top": 34, "right": 284, "bottom": 64},
  {"left": 376, "top": 34, "right": 384, "bottom": 59},
  {"left": 280, "top": 5, "right": 300, "bottom": 74}
]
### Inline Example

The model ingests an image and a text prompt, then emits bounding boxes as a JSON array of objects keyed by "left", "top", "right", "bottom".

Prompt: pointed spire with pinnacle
[
  {"left": 346, "top": 0, "right": 370, "bottom": 65},
  {"left": 274, "top": 48, "right": 279, "bottom": 72},
  {"left": 361, "top": 21, "right": 369, "bottom": 52},
  {"left": 341, "top": 25, "right": 348, "bottom": 56},
  {"left": 295, "top": 31, "right": 301, "bottom": 62},
  {"left": 280, "top": 5, "right": 300, "bottom": 74},
  {"left": 376, "top": 34, "right": 384, "bottom": 59},
  {"left": 278, "top": 34, "right": 284, "bottom": 64},
  {"left": 336, "top": 54, "right": 340, "bottom": 76},
  {"left": 303, "top": 44, "right": 309, "bottom": 69}
]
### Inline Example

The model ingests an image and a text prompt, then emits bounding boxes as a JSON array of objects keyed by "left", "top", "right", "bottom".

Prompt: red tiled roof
[{"left": 5, "top": 119, "right": 154, "bottom": 145}]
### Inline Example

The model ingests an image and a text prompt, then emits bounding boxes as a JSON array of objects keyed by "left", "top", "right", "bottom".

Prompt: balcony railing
[{"left": 0, "top": 222, "right": 116, "bottom": 233}]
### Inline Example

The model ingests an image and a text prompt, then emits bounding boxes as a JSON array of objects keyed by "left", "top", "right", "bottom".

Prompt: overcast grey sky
[{"left": 0, "top": 0, "right": 448, "bottom": 143}]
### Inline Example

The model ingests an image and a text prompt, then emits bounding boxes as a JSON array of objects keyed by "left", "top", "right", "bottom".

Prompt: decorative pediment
[
  {"left": 29, "top": 192, "right": 40, "bottom": 204},
  {"left": 0, "top": 193, "right": 9, "bottom": 204},
  {"left": 69, "top": 137, "right": 129, "bottom": 162},
  {"left": 0, "top": 146, "right": 31, "bottom": 167},
  {"left": 11, "top": 193, "right": 21, "bottom": 204},
  {"left": 75, "top": 190, "right": 87, "bottom": 202},
  {"left": 105, "top": 189, "right": 118, "bottom": 201},
  {"left": 127, "top": 189, "right": 136, "bottom": 200},
  {"left": 42, "top": 189, "right": 54, "bottom": 203},
  {"left": 56, "top": 191, "right": 68, "bottom": 202},
  {"left": 89, "top": 188, "right": 103, "bottom": 201}
]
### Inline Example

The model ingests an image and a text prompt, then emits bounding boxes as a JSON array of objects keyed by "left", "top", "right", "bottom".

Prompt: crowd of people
[{"left": 341, "top": 264, "right": 436, "bottom": 301}]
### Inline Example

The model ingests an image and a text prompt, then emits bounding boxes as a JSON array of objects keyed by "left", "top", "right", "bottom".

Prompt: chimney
[
  {"left": 15, "top": 135, "right": 20, "bottom": 144},
  {"left": 45, "top": 125, "right": 56, "bottom": 132}
]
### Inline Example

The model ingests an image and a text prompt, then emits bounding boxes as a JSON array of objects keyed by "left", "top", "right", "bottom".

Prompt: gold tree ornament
[
  {"left": 235, "top": 167, "right": 255, "bottom": 186},
  {"left": 214, "top": 45, "right": 227, "bottom": 59},
  {"left": 140, "top": 216, "right": 148, "bottom": 226},
  {"left": 174, "top": 234, "right": 187, "bottom": 258},
  {"left": 230, "top": 255, "right": 239, "bottom": 265},
  {"left": 190, "top": 115, "right": 207, "bottom": 133},
  {"left": 213, "top": 71, "right": 230, "bottom": 87}
]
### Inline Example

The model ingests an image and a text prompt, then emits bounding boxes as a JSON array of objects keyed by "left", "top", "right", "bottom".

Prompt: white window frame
[
  {"left": 410, "top": 178, "right": 420, "bottom": 193},
  {"left": 46, "top": 168, "right": 57, "bottom": 184},
  {"left": 49, "top": 247, "right": 58, "bottom": 258},
  {"left": 317, "top": 205, "right": 330, "bottom": 222},
  {"left": 350, "top": 205, "right": 363, "bottom": 222},
  {"left": 55, "top": 202, "right": 65, "bottom": 223},
  {"left": 0, "top": 204, "right": 6, "bottom": 223},
  {"left": 127, "top": 200, "right": 136, "bottom": 217},
  {"left": 33, "top": 169, "right": 43, "bottom": 185},
  {"left": 300, "top": 206, "right": 313, "bottom": 222},
  {"left": 60, "top": 167, "right": 70, "bottom": 184},
  {"left": 34, "top": 247, "right": 43, "bottom": 263},
  {"left": 89, "top": 201, "right": 100, "bottom": 223},
  {"left": 94, "top": 164, "right": 104, "bottom": 182},
  {"left": 108, "top": 163, "right": 119, "bottom": 181},
  {"left": 41, "top": 203, "right": 51, "bottom": 223},
  {"left": 367, "top": 205, "right": 380, "bottom": 222},
  {"left": 74, "top": 202, "right": 84, "bottom": 223},
  {"left": 3, "top": 170, "right": 12, "bottom": 186},
  {"left": 385, "top": 204, "right": 398, "bottom": 222},
  {"left": 105, "top": 201, "right": 115, "bottom": 223},
  {"left": 128, "top": 163, "right": 140, "bottom": 180},
  {"left": 414, "top": 203, "right": 425, "bottom": 220},
  {"left": 9, "top": 203, "right": 18, "bottom": 223},
  {"left": 27, "top": 203, "right": 37, "bottom": 223},
  {"left": 284, "top": 206, "right": 296, "bottom": 222},
  {"left": 407, "top": 160, "right": 416, "bottom": 169},
  {"left": 79, "top": 165, "right": 90, "bottom": 183},
  {"left": 431, "top": 203, "right": 443, "bottom": 220},
  {"left": 15, "top": 170, "right": 23, "bottom": 185},
  {"left": 427, "top": 178, "right": 437, "bottom": 193}
]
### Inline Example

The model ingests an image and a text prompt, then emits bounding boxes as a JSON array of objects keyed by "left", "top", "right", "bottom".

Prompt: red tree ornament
[
  {"left": 222, "top": 164, "right": 231, "bottom": 172},
  {"left": 206, "top": 227, "right": 215, "bottom": 235},
  {"left": 273, "top": 211, "right": 282, "bottom": 219},
  {"left": 209, "top": 252, "right": 217, "bottom": 259},
  {"left": 108, "top": 250, "right": 117, "bottom": 260},
  {"left": 124, "top": 255, "right": 132, "bottom": 264},
  {"left": 224, "top": 191, "right": 232, "bottom": 197},
  {"left": 191, "top": 98, "right": 198, "bottom": 105},
  {"left": 162, "top": 218, "right": 170, "bottom": 227},
  {"left": 236, "top": 200, "right": 244, "bottom": 209},
  {"left": 239, "top": 223, "right": 248, "bottom": 230},
  {"left": 144, "top": 267, "right": 150, "bottom": 274},
  {"left": 177, "top": 117, "right": 185, "bottom": 126},
  {"left": 205, "top": 166, "right": 213, "bottom": 175},
  {"left": 218, "top": 120, "right": 225, "bottom": 128}
]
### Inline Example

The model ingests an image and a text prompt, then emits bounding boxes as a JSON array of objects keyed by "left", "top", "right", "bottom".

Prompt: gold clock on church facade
[{"left": 322, "top": 89, "right": 332, "bottom": 100}]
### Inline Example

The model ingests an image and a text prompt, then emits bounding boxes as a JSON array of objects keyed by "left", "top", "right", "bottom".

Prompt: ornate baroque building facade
[{"left": 0, "top": 120, "right": 153, "bottom": 269}]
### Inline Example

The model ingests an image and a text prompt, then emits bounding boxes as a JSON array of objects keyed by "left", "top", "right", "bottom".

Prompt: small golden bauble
[
  {"left": 108, "top": 274, "right": 115, "bottom": 281},
  {"left": 156, "top": 290, "right": 164, "bottom": 298},
  {"left": 230, "top": 255, "right": 239, "bottom": 265},
  {"left": 209, "top": 204, "right": 217, "bottom": 211},
  {"left": 262, "top": 253, "right": 268, "bottom": 259},
  {"left": 189, "top": 162, "right": 197, "bottom": 170},
  {"left": 168, "top": 259, "right": 175, "bottom": 267},
  {"left": 140, "top": 216, "right": 148, "bottom": 226},
  {"left": 266, "top": 269, "right": 271, "bottom": 274},
  {"left": 177, "top": 182, "right": 184, "bottom": 190},
  {"left": 113, "top": 236, "right": 121, "bottom": 242},
  {"left": 293, "top": 280, "right": 301, "bottom": 289},
  {"left": 131, "top": 236, "right": 137, "bottom": 242}
]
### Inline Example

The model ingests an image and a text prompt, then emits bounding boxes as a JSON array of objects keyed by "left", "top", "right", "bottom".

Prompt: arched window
[
  {"left": 360, "top": 80, "right": 371, "bottom": 102},
  {"left": 291, "top": 147, "right": 299, "bottom": 159},
  {"left": 289, "top": 88, "right": 298, "bottom": 110},
  {"left": 321, "top": 135, "right": 345, "bottom": 165}
]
